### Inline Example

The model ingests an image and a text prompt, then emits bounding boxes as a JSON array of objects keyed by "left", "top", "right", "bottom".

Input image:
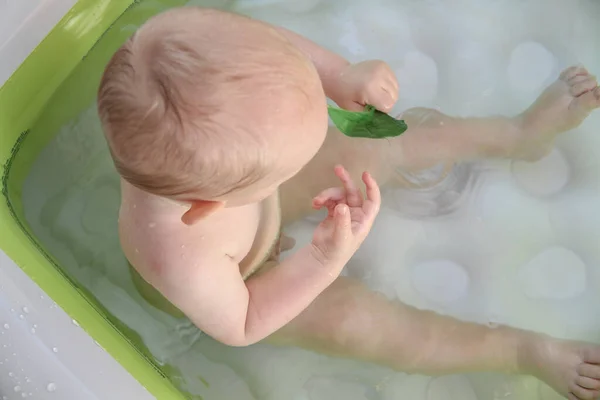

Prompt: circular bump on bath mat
[
  {"left": 517, "top": 246, "right": 587, "bottom": 300},
  {"left": 479, "top": 178, "right": 552, "bottom": 241},
  {"left": 511, "top": 148, "right": 570, "bottom": 197},
  {"left": 396, "top": 51, "right": 439, "bottom": 105},
  {"left": 410, "top": 259, "right": 470, "bottom": 304},
  {"left": 446, "top": 40, "right": 505, "bottom": 112},
  {"left": 426, "top": 376, "right": 478, "bottom": 400},
  {"left": 508, "top": 41, "right": 556, "bottom": 94}
]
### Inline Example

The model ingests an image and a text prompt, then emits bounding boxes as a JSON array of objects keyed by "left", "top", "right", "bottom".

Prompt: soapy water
[{"left": 19, "top": 0, "right": 600, "bottom": 398}]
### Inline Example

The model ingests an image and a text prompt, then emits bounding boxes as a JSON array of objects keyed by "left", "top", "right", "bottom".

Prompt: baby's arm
[
  {"left": 275, "top": 27, "right": 397, "bottom": 113},
  {"left": 161, "top": 167, "right": 380, "bottom": 346},
  {"left": 160, "top": 245, "right": 341, "bottom": 346},
  {"left": 274, "top": 27, "right": 349, "bottom": 106}
]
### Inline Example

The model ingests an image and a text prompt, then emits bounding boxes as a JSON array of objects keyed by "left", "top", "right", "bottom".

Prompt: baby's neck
[{"left": 120, "top": 179, "right": 189, "bottom": 219}]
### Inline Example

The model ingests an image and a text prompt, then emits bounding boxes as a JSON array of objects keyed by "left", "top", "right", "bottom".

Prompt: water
[{"left": 20, "top": 0, "right": 600, "bottom": 399}]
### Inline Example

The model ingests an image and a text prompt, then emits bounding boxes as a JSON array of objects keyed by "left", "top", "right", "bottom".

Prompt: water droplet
[
  {"left": 181, "top": 244, "right": 185, "bottom": 249},
  {"left": 25, "top": 377, "right": 31, "bottom": 383},
  {"left": 487, "top": 317, "right": 501, "bottom": 329},
  {"left": 14, "top": 385, "right": 21, "bottom": 392},
  {"left": 22, "top": 307, "right": 29, "bottom": 314},
  {"left": 135, "top": 248, "right": 139, "bottom": 254},
  {"left": 10, "top": 308, "right": 14, "bottom": 313},
  {"left": 19, "top": 315, "right": 24, "bottom": 320},
  {"left": 46, "top": 383, "right": 56, "bottom": 392},
  {"left": 52, "top": 347, "right": 58, "bottom": 353},
  {"left": 4, "top": 323, "right": 10, "bottom": 329},
  {"left": 21, "top": 393, "right": 27, "bottom": 398},
  {"left": 30, "top": 328, "right": 36, "bottom": 334},
  {"left": 33, "top": 324, "right": 37, "bottom": 329},
  {"left": 148, "top": 222, "right": 156, "bottom": 228},
  {"left": 9, "top": 372, "right": 14, "bottom": 377},
  {"left": 3, "top": 395, "right": 7, "bottom": 400},
  {"left": 72, "top": 319, "right": 79, "bottom": 327},
  {"left": 133, "top": 204, "right": 137, "bottom": 209}
]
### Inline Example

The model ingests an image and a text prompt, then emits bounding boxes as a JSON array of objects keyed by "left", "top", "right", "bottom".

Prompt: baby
[{"left": 98, "top": 7, "right": 600, "bottom": 400}]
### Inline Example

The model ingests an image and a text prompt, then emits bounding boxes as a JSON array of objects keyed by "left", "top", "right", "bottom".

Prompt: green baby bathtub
[{"left": 0, "top": 0, "right": 220, "bottom": 398}]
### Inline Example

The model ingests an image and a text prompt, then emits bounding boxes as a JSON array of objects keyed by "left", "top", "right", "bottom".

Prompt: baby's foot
[
  {"left": 515, "top": 65, "right": 600, "bottom": 160},
  {"left": 523, "top": 336, "right": 600, "bottom": 399}
]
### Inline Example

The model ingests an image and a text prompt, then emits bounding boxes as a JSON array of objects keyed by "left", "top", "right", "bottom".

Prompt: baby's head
[{"left": 98, "top": 7, "right": 327, "bottom": 211}]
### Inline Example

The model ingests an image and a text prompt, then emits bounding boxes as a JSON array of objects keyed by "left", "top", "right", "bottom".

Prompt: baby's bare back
[{"left": 119, "top": 180, "right": 270, "bottom": 313}]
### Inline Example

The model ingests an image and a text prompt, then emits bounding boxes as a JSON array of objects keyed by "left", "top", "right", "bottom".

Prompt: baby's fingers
[
  {"left": 333, "top": 204, "right": 351, "bottom": 244},
  {"left": 362, "top": 171, "right": 381, "bottom": 216},
  {"left": 334, "top": 165, "right": 362, "bottom": 207},
  {"left": 312, "top": 187, "right": 345, "bottom": 209}
]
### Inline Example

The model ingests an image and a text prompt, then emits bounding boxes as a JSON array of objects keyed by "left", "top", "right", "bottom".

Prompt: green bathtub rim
[{"left": 0, "top": 0, "right": 189, "bottom": 399}]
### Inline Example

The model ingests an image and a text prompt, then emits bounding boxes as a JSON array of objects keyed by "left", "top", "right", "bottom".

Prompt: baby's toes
[
  {"left": 561, "top": 65, "right": 590, "bottom": 82},
  {"left": 579, "top": 362, "right": 600, "bottom": 381},
  {"left": 569, "top": 384, "right": 600, "bottom": 400},
  {"left": 577, "top": 376, "right": 600, "bottom": 391},
  {"left": 569, "top": 75, "right": 598, "bottom": 97}
]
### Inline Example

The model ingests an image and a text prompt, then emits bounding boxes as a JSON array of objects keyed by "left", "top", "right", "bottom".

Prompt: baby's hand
[
  {"left": 310, "top": 166, "right": 381, "bottom": 267},
  {"left": 335, "top": 60, "right": 399, "bottom": 113}
]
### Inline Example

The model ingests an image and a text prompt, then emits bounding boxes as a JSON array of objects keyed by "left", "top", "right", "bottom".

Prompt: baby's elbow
[{"left": 200, "top": 321, "right": 260, "bottom": 347}]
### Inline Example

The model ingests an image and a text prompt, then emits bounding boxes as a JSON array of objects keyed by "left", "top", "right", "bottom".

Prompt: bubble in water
[
  {"left": 4, "top": 323, "right": 9, "bottom": 329},
  {"left": 72, "top": 319, "right": 80, "bottom": 327},
  {"left": 14, "top": 385, "right": 21, "bottom": 392},
  {"left": 22, "top": 307, "right": 29, "bottom": 314},
  {"left": 47, "top": 382, "right": 57, "bottom": 392},
  {"left": 52, "top": 347, "right": 58, "bottom": 353}
]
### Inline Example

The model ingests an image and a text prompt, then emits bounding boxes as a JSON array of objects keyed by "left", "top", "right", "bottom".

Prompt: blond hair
[{"left": 98, "top": 7, "right": 316, "bottom": 199}]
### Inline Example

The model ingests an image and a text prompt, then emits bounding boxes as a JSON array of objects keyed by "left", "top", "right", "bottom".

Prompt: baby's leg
[
  {"left": 394, "top": 66, "right": 600, "bottom": 171},
  {"left": 268, "top": 277, "right": 600, "bottom": 400}
]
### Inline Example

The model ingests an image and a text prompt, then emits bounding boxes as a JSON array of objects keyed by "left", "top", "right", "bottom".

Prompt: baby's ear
[{"left": 181, "top": 200, "right": 224, "bottom": 225}]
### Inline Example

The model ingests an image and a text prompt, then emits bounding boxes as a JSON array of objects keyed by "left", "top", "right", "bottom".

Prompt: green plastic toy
[{"left": 327, "top": 104, "right": 408, "bottom": 139}]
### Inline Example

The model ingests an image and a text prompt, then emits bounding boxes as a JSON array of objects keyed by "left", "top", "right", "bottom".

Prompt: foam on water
[{"left": 20, "top": 0, "right": 600, "bottom": 399}]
